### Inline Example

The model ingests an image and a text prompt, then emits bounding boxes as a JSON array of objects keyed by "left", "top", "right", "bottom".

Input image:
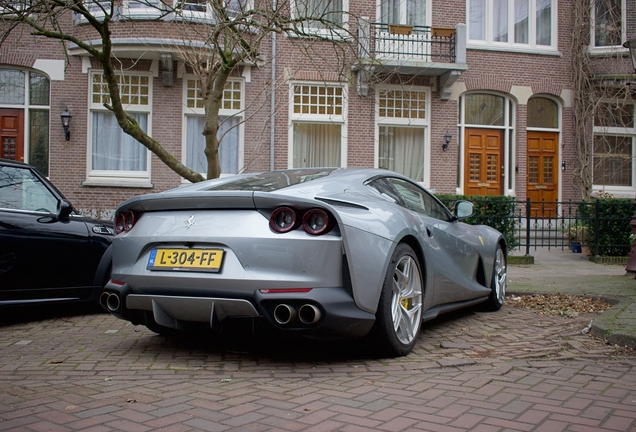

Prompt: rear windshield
[{"left": 205, "top": 169, "right": 336, "bottom": 192}]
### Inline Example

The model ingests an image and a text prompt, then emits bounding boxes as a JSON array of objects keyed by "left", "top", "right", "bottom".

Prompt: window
[
  {"left": 593, "top": 102, "right": 635, "bottom": 193},
  {"left": 292, "top": 0, "right": 348, "bottom": 34},
  {"left": 122, "top": 0, "right": 162, "bottom": 18},
  {"left": 527, "top": 97, "right": 558, "bottom": 128},
  {"left": 591, "top": 0, "right": 623, "bottom": 49},
  {"left": 289, "top": 83, "right": 347, "bottom": 168},
  {"left": 87, "top": 72, "right": 151, "bottom": 186},
  {"left": 376, "top": 86, "right": 429, "bottom": 183},
  {"left": 468, "top": 0, "right": 555, "bottom": 50},
  {"left": 183, "top": 77, "right": 243, "bottom": 176},
  {"left": 0, "top": 165, "right": 58, "bottom": 213},
  {"left": 380, "top": 0, "right": 427, "bottom": 26},
  {"left": 368, "top": 177, "right": 450, "bottom": 220},
  {"left": 0, "top": 68, "right": 50, "bottom": 176}
]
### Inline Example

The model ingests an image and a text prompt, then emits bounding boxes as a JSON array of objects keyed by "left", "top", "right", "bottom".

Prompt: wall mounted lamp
[
  {"left": 60, "top": 108, "right": 72, "bottom": 141},
  {"left": 442, "top": 132, "right": 452, "bottom": 151}
]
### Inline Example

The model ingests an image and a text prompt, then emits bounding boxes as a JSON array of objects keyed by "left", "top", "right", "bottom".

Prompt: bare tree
[
  {"left": 571, "top": 0, "right": 635, "bottom": 200},
  {"left": 0, "top": 0, "right": 362, "bottom": 181}
]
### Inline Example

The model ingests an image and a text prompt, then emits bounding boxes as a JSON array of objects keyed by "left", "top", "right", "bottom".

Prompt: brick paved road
[{"left": 1, "top": 306, "right": 635, "bottom": 432}]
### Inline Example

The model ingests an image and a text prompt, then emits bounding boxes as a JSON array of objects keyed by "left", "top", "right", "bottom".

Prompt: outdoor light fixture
[
  {"left": 60, "top": 108, "right": 72, "bottom": 141},
  {"left": 442, "top": 132, "right": 452, "bottom": 151}
]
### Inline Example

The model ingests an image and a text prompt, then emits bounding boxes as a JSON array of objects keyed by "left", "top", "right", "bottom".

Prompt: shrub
[{"left": 577, "top": 198, "right": 633, "bottom": 256}]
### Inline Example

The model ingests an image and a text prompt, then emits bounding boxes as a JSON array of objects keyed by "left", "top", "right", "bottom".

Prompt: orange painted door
[
  {"left": 464, "top": 128, "right": 504, "bottom": 196},
  {"left": 0, "top": 109, "right": 24, "bottom": 162},
  {"left": 527, "top": 131, "right": 558, "bottom": 218}
]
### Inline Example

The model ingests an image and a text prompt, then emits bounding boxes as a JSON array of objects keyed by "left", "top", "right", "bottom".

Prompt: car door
[
  {"left": 0, "top": 164, "right": 94, "bottom": 302},
  {"left": 382, "top": 177, "right": 484, "bottom": 305}
]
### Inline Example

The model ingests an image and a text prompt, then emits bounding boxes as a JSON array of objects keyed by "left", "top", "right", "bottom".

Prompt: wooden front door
[
  {"left": 0, "top": 109, "right": 24, "bottom": 162},
  {"left": 464, "top": 128, "right": 504, "bottom": 195},
  {"left": 527, "top": 131, "right": 558, "bottom": 217}
]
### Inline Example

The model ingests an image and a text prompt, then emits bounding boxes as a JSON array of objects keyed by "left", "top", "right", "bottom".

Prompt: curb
[{"left": 590, "top": 297, "right": 636, "bottom": 349}]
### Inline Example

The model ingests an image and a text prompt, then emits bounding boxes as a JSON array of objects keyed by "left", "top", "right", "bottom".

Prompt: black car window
[
  {"left": 367, "top": 178, "right": 402, "bottom": 204},
  {"left": 0, "top": 165, "right": 59, "bottom": 213},
  {"left": 206, "top": 168, "right": 336, "bottom": 192},
  {"left": 385, "top": 178, "right": 450, "bottom": 221}
]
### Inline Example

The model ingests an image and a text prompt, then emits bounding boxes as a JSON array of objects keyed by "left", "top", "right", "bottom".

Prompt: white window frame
[
  {"left": 592, "top": 101, "right": 636, "bottom": 197},
  {"left": 589, "top": 0, "right": 626, "bottom": 55},
  {"left": 85, "top": 70, "right": 152, "bottom": 187},
  {"left": 375, "top": 85, "right": 431, "bottom": 186},
  {"left": 122, "top": 0, "right": 163, "bottom": 18},
  {"left": 288, "top": 81, "right": 348, "bottom": 168},
  {"left": 182, "top": 76, "right": 245, "bottom": 179},
  {"left": 466, "top": 0, "right": 558, "bottom": 53},
  {"left": 290, "top": 0, "right": 350, "bottom": 38},
  {"left": 376, "top": 0, "right": 431, "bottom": 26}
]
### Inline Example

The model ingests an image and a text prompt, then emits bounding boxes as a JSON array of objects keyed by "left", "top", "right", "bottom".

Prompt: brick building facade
[{"left": 1, "top": 0, "right": 634, "bottom": 216}]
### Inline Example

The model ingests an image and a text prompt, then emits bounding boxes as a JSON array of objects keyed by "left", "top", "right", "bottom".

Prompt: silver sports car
[{"left": 102, "top": 168, "right": 506, "bottom": 356}]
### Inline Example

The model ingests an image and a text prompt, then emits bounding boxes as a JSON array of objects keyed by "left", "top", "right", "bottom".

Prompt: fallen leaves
[{"left": 507, "top": 293, "right": 612, "bottom": 317}]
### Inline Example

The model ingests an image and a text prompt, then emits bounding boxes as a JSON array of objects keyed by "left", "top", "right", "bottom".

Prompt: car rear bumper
[{"left": 101, "top": 281, "right": 375, "bottom": 339}]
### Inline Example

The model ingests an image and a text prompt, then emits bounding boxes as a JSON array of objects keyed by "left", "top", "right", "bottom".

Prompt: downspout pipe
[{"left": 270, "top": 4, "right": 277, "bottom": 171}]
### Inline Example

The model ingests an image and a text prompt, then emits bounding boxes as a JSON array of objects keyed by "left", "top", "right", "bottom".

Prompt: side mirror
[
  {"left": 454, "top": 201, "right": 474, "bottom": 219},
  {"left": 58, "top": 200, "right": 74, "bottom": 221}
]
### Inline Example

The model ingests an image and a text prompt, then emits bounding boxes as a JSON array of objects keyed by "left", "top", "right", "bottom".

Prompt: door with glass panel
[
  {"left": 527, "top": 131, "right": 558, "bottom": 217},
  {"left": 0, "top": 109, "right": 24, "bottom": 162},
  {"left": 464, "top": 128, "right": 503, "bottom": 195}
]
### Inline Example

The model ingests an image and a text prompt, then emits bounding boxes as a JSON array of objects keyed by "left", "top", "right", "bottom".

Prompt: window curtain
[
  {"left": 298, "top": 0, "right": 343, "bottom": 28},
  {"left": 293, "top": 123, "right": 341, "bottom": 168},
  {"left": 92, "top": 111, "right": 147, "bottom": 171},
  {"left": 493, "top": 0, "right": 508, "bottom": 42},
  {"left": 379, "top": 127, "right": 424, "bottom": 182},
  {"left": 469, "top": 0, "right": 486, "bottom": 40},
  {"left": 406, "top": 0, "right": 426, "bottom": 26},
  {"left": 186, "top": 115, "right": 240, "bottom": 175},
  {"left": 514, "top": 0, "right": 529, "bottom": 43},
  {"left": 535, "top": 0, "right": 551, "bottom": 45}
]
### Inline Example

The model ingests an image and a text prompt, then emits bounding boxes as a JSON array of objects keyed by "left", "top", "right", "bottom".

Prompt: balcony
[{"left": 356, "top": 20, "right": 467, "bottom": 99}]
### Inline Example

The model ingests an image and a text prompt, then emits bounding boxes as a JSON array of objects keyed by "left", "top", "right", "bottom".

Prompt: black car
[{"left": 0, "top": 159, "right": 113, "bottom": 307}]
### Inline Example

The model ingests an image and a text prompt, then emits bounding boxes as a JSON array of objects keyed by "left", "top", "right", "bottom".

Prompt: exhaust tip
[
  {"left": 99, "top": 292, "right": 110, "bottom": 310},
  {"left": 106, "top": 293, "right": 121, "bottom": 312},
  {"left": 298, "top": 304, "right": 321, "bottom": 324},
  {"left": 273, "top": 304, "right": 297, "bottom": 325}
]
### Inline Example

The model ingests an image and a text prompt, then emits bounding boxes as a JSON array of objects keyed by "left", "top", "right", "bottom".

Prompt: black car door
[{"left": 0, "top": 164, "right": 93, "bottom": 301}]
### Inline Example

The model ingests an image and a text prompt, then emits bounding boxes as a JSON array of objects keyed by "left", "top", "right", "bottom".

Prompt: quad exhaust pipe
[
  {"left": 298, "top": 304, "right": 321, "bottom": 324},
  {"left": 100, "top": 292, "right": 121, "bottom": 313},
  {"left": 273, "top": 303, "right": 321, "bottom": 325}
]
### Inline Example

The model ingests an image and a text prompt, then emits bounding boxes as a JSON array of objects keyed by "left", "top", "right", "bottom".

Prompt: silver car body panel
[{"left": 107, "top": 168, "right": 505, "bottom": 335}]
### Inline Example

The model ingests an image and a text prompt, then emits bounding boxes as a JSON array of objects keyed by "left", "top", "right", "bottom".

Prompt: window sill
[
  {"left": 467, "top": 44, "right": 561, "bottom": 57},
  {"left": 82, "top": 178, "right": 154, "bottom": 188}
]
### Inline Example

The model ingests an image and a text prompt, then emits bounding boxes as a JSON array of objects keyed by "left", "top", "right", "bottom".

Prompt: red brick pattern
[{"left": 0, "top": 307, "right": 634, "bottom": 431}]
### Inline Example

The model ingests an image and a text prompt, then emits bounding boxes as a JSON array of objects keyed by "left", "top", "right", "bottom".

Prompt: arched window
[{"left": 527, "top": 97, "right": 558, "bottom": 129}]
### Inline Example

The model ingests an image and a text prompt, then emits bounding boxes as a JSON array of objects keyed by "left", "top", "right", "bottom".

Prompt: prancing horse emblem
[{"left": 185, "top": 215, "right": 195, "bottom": 229}]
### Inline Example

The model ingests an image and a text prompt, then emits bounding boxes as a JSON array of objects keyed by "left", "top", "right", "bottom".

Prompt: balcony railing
[{"left": 370, "top": 23, "right": 456, "bottom": 63}]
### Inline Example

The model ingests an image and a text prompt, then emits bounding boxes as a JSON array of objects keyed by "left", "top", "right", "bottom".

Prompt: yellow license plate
[{"left": 147, "top": 248, "right": 224, "bottom": 272}]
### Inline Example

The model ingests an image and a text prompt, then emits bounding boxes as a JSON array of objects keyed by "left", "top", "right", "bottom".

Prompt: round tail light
[
  {"left": 270, "top": 207, "right": 297, "bottom": 233},
  {"left": 302, "top": 209, "right": 330, "bottom": 235},
  {"left": 114, "top": 210, "right": 139, "bottom": 234},
  {"left": 114, "top": 212, "right": 126, "bottom": 234}
]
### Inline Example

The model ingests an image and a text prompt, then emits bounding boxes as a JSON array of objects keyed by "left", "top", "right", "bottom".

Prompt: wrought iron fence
[
  {"left": 370, "top": 23, "right": 456, "bottom": 62},
  {"left": 466, "top": 198, "right": 634, "bottom": 257}
]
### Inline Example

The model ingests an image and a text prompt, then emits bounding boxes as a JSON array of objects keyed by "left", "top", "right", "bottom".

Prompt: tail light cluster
[
  {"left": 114, "top": 210, "right": 141, "bottom": 234},
  {"left": 269, "top": 207, "right": 334, "bottom": 236}
]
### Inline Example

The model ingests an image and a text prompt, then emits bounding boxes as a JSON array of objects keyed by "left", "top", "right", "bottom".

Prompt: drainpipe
[{"left": 269, "top": 2, "right": 277, "bottom": 171}]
